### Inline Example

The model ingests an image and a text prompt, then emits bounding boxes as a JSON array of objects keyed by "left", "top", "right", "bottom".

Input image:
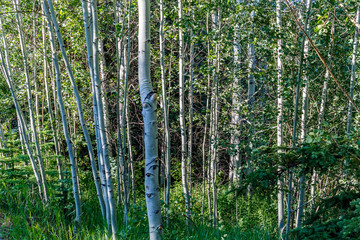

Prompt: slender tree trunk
[
  {"left": 296, "top": 0, "right": 313, "bottom": 228},
  {"left": 42, "top": 14, "right": 63, "bottom": 181},
  {"left": 159, "top": 0, "right": 171, "bottom": 226},
  {"left": 210, "top": 10, "right": 220, "bottom": 226},
  {"left": 230, "top": 0, "right": 242, "bottom": 184},
  {"left": 99, "top": 39, "right": 111, "bottom": 153},
  {"left": 89, "top": 0, "right": 118, "bottom": 235},
  {"left": 14, "top": 0, "right": 49, "bottom": 203},
  {"left": 178, "top": 0, "right": 190, "bottom": 224},
  {"left": 126, "top": 104, "right": 135, "bottom": 205},
  {"left": 188, "top": 11, "right": 194, "bottom": 209},
  {"left": 138, "top": 0, "right": 163, "bottom": 238},
  {"left": 120, "top": 0, "right": 132, "bottom": 224},
  {"left": 115, "top": 0, "right": 126, "bottom": 207},
  {"left": 33, "top": 2, "right": 41, "bottom": 141},
  {"left": 286, "top": 0, "right": 312, "bottom": 237},
  {"left": 48, "top": 0, "right": 106, "bottom": 220},
  {"left": 43, "top": 1, "right": 82, "bottom": 225},
  {"left": 346, "top": 8, "right": 360, "bottom": 134},
  {"left": 276, "top": 0, "right": 285, "bottom": 236}
]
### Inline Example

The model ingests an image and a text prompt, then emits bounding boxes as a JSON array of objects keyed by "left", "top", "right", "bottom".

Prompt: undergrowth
[{"left": 0, "top": 181, "right": 277, "bottom": 239}]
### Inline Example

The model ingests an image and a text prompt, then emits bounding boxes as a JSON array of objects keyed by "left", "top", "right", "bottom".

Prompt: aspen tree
[
  {"left": 210, "top": 9, "right": 221, "bottom": 226},
  {"left": 42, "top": 14, "right": 62, "bottom": 181},
  {"left": 43, "top": 2, "right": 82, "bottom": 224},
  {"left": 114, "top": 0, "right": 125, "bottom": 206},
  {"left": 178, "top": 0, "right": 191, "bottom": 224},
  {"left": 13, "top": 0, "right": 48, "bottom": 202},
  {"left": 159, "top": 0, "right": 171, "bottom": 226},
  {"left": 138, "top": 0, "right": 163, "bottom": 238},
  {"left": 188, "top": 11, "right": 195, "bottom": 198},
  {"left": 296, "top": 0, "right": 313, "bottom": 228},
  {"left": 230, "top": 0, "right": 242, "bottom": 184},
  {"left": 32, "top": 2, "right": 40, "bottom": 137},
  {"left": 89, "top": 0, "right": 118, "bottom": 235},
  {"left": 285, "top": 0, "right": 312, "bottom": 237},
  {"left": 202, "top": 13, "right": 211, "bottom": 220},
  {"left": 81, "top": 0, "right": 111, "bottom": 223},
  {"left": 120, "top": 0, "right": 132, "bottom": 224},
  {"left": 46, "top": 0, "right": 106, "bottom": 220},
  {"left": 276, "top": 0, "right": 284, "bottom": 236}
]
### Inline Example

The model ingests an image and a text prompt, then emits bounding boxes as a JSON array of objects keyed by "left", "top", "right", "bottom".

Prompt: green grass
[{"left": 0, "top": 181, "right": 277, "bottom": 239}]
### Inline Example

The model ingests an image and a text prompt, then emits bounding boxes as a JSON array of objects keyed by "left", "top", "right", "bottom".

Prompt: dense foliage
[{"left": 0, "top": 0, "right": 360, "bottom": 239}]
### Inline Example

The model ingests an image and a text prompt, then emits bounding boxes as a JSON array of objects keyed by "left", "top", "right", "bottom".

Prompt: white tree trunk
[
  {"left": 276, "top": 0, "right": 284, "bottom": 236},
  {"left": 47, "top": 0, "right": 106, "bottom": 220},
  {"left": 14, "top": 0, "right": 48, "bottom": 202},
  {"left": 296, "top": 0, "right": 312, "bottom": 228},
  {"left": 43, "top": 1, "right": 82, "bottom": 225},
  {"left": 138, "top": 0, "right": 163, "bottom": 238},
  {"left": 120, "top": 0, "right": 132, "bottom": 223},
  {"left": 42, "top": 15, "right": 63, "bottom": 181},
  {"left": 114, "top": 0, "right": 126, "bottom": 207},
  {"left": 90, "top": 0, "right": 118, "bottom": 235},
  {"left": 178, "top": 0, "right": 191, "bottom": 224},
  {"left": 159, "top": 0, "right": 171, "bottom": 226},
  {"left": 230, "top": 0, "right": 242, "bottom": 183}
]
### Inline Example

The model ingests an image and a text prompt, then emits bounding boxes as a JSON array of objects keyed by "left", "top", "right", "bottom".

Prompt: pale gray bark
[
  {"left": 42, "top": 15, "right": 62, "bottom": 181},
  {"left": 286, "top": 1, "right": 312, "bottom": 237},
  {"left": 276, "top": 0, "right": 284, "bottom": 236},
  {"left": 89, "top": 0, "right": 118, "bottom": 235},
  {"left": 126, "top": 104, "right": 135, "bottom": 205},
  {"left": 159, "top": 0, "right": 171, "bottom": 226},
  {"left": 230, "top": 0, "right": 242, "bottom": 183},
  {"left": 120, "top": 0, "right": 132, "bottom": 224},
  {"left": 99, "top": 39, "right": 111, "bottom": 152},
  {"left": 210, "top": 10, "right": 220, "bottom": 226},
  {"left": 138, "top": 0, "right": 163, "bottom": 238},
  {"left": 296, "top": 0, "right": 313, "bottom": 228},
  {"left": 178, "top": 0, "right": 191, "bottom": 224},
  {"left": 13, "top": 0, "right": 48, "bottom": 202},
  {"left": 115, "top": 0, "right": 125, "bottom": 207},
  {"left": 80, "top": 0, "right": 108, "bottom": 220},
  {"left": 188, "top": 11, "right": 194, "bottom": 204},
  {"left": 33, "top": 2, "right": 40, "bottom": 139},
  {"left": 47, "top": 0, "right": 106, "bottom": 220},
  {"left": 43, "top": 1, "right": 82, "bottom": 224}
]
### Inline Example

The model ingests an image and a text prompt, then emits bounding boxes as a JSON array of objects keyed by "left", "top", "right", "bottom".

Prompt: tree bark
[
  {"left": 43, "top": 0, "right": 82, "bottom": 225},
  {"left": 159, "top": 0, "right": 171, "bottom": 226},
  {"left": 14, "top": 0, "right": 49, "bottom": 202},
  {"left": 138, "top": 0, "right": 163, "bottom": 238}
]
